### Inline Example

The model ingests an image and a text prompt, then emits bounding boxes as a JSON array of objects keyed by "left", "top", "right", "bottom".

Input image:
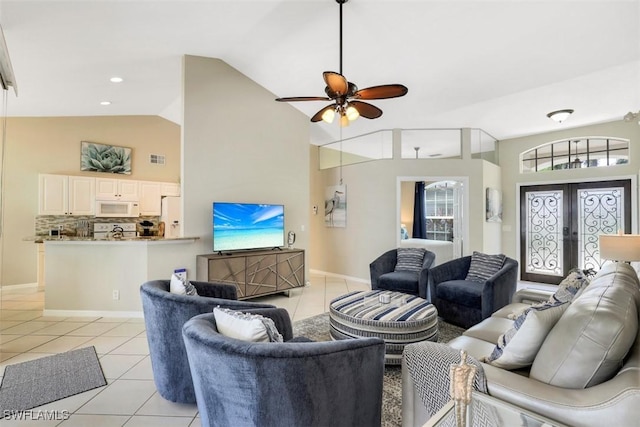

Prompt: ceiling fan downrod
[{"left": 337, "top": 0, "right": 348, "bottom": 75}]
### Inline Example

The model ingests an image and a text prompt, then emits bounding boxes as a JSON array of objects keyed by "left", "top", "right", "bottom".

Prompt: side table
[{"left": 424, "top": 391, "right": 568, "bottom": 427}]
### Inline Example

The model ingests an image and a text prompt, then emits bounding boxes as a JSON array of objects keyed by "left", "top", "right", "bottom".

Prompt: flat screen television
[{"left": 213, "top": 202, "right": 285, "bottom": 252}]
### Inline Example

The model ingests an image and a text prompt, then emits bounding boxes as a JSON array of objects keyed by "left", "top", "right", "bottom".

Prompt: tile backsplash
[{"left": 35, "top": 215, "right": 161, "bottom": 236}]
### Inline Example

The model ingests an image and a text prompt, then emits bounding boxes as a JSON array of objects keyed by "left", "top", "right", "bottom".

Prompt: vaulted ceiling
[{"left": 1, "top": 0, "right": 638, "bottom": 146}]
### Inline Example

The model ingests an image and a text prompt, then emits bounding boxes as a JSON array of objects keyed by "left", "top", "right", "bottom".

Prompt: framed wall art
[
  {"left": 486, "top": 187, "right": 502, "bottom": 223},
  {"left": 81, "top": 141, "right": 132, "bottom": 174}
]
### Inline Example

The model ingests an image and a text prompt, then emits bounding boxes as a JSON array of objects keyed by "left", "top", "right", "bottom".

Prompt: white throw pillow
[
  {"left": 169, "top": 274, "right": 198, "bottom": 296},
  {"left": 485, "top": 301, "right": 569, "bottom": 369},
  {"left": 213, "top": 307, "right": 283, "bottom": 343}
]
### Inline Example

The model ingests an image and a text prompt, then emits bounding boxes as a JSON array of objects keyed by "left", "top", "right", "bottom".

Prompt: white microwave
[{"left": 95, "top": 200, "right": 140, "bottom": 217}]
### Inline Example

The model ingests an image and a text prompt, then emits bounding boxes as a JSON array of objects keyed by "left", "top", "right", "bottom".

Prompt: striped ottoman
[{"left": 329, "top": 290, "right": 438, "bottom": 365}]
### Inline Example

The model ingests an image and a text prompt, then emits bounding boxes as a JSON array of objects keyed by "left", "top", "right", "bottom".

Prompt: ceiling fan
[{"left": 275, "top": 0, "right": 408, "bottom": 126}]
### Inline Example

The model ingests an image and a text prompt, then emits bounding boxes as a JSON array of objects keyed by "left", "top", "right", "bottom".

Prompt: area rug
[
  {"left": 293, "top": 313, "right": 465, "bottom": 427},
  {"left": 0, "top": 346, "right": 107, "bottom": 418}
]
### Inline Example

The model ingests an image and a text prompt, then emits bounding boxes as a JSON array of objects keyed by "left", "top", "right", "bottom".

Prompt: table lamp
[{"left": 599, "top": 230, "right": 640, "bottom": 262}]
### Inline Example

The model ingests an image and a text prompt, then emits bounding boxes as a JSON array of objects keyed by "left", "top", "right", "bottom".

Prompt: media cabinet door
[
  {"left": 205, "top": 257, "right": 247, "bottom": 298},
  {"left": 277, "top": 250, "right": 304, "bottom": 291},
  {"left": 245, "top": 254, "right": 278, "bottom": 298}
]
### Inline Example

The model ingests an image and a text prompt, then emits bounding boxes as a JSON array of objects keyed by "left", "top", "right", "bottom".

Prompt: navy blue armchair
[
  {"left": 140, "top": 280, "right": 278, "bottom": 404},
  {"left": 370, "top": 248, "right": 436, "bottom": 299},
  {"left": 429, "top": 255, "right": 518, "bottom": 328},
  {"left": 182, "top": 310, "right": 386, "bottom": 427}
]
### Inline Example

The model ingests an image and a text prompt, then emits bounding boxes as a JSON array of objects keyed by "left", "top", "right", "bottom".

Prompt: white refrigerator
[{"left": 161, "top": 196, "right": 182, "bottom": 238}]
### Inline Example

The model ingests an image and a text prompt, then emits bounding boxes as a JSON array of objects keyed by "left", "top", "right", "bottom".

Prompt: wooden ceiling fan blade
[
  {"left": 275, "top": 96, "right": 331, "bottom": 102},
  {"left": 350, "top": 101, "right": 382, "bottom": 119},
  {"left": 311, "top": 104, "right": 335, "bottom": 122},
  {"left": 353, "top": 84, "right": 408, "bottom": 100},
  {"left": 323, "top": 71, "right": 348, "bottom": 96}
]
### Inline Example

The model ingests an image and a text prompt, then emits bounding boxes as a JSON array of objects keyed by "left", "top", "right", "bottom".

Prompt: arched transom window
[{"left": 521, "top": 137, "right": 629, "bottom": 173}]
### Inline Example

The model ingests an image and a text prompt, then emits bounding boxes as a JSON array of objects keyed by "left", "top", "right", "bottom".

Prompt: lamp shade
[{"left": 599, "top": 232, "right": 640, "bottom": 262}]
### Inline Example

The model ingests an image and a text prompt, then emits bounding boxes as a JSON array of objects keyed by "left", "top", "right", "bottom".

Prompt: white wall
[
  {"left": 309, "top": 132, "right": 500, "bottom": 281},
  {"left": 178, "top": 56, "right": 310, "bottom": 280}
]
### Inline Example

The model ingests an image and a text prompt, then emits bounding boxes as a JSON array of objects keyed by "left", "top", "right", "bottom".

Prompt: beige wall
[
  {"left": 1, "top": 116, "right": 180, "bottom": 286},
  {"left": 498, "top": 119, "right": 640, "bottom": 263},
  {"left": 309, "top": 133, "right": 499, "bottom": 281},
  {"left": 177, "top": 56, "right": 310, "bottom": 279}
]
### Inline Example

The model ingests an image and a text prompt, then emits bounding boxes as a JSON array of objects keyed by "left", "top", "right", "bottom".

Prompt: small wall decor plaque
[{"left": 81, "top": 141, "right": 132, "bottom": 174}]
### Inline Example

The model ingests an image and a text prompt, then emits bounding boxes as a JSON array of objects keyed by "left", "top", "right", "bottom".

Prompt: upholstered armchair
[
  {"left": 370, "top": 248, "right": 436, "bottom": 299},
  {"left": 182, "top": 310, "right": 386, "bottom": 427},
  {"left": 429, "top": 254, "right": 518, "bottom": 328},
  {"left": 140, "top": 280, "right": 277, "bottom": 404}
]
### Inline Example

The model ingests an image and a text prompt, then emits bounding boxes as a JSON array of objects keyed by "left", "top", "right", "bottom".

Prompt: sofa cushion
[
  {"left": 394, "top": 247, "right": 426, "bottom": 272},
  {"left": 530, "top": 262, "right": 640, "bottom": 388},
  {"left": 169, "top": 273, "right": 198, "bottom": 296},
  {"left": 485, "top": 301, "right": 569, "bottom": 369},
  {"left": 213, "top": 307, "right": 283, "bottom": 343},
  {"left": 465, "top": 251, "right": 506, "bottom": 282},
  {"left": 436, "top": 280, "right": 483, "bottom": 308},
  {"left": 463, "top": 316, "right": 514, "bottom": 343},
  {"left": 378, "top": 271, "right": 420, "bottom": 294}
]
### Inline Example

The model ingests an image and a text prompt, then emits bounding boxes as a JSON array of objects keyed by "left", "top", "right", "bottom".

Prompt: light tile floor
[{"left": 0, "top": 273, "right": 369, "bottom": 426}]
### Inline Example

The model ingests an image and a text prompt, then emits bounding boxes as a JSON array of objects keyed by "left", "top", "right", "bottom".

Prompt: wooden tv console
[{"left": 196, "top": 249, "right": 305, "bottom": 300}]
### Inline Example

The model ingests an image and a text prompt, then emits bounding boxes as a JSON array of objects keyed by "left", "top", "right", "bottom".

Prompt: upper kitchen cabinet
[
  {"left": 138, "top": 181, "right": 162, "bottom": 216},
  {"left": 39, "top": 174, "right": 96, "bottom": 216},
  {"left": 95, "top": 178, "right": 139, "bottom": 201},
  {"left": 160, "top": 182, "right": 180, "bottom": 197}
]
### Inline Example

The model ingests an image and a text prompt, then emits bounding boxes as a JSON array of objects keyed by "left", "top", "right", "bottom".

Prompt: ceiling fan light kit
[
  {"left": 546, "top": 109, "right": 574, "bottom": 123},
  {"left": 275, "top": 0, "right": 408, "bottom": 126}
]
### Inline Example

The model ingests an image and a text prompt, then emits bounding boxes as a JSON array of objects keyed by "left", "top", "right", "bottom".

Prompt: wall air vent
[{"left": 149, "top": 154, "right": 166, "bottom": 165}]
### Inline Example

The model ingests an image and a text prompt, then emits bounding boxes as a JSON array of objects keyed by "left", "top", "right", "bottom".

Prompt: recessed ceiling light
[
  {"left": 110, "top": 77, "right": 123, "bottom": 83},
  {"left": 100, "top": 101, "right": 111, "bottom": 106}
]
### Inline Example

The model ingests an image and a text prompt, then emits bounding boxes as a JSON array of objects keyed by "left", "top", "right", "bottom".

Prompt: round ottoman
[{"left": 329, "top": 290, "right": 438, "bottom": 365}]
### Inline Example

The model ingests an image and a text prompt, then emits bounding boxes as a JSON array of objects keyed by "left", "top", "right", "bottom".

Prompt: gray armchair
[
  {"left": 370, "top": 248, "right": 436, "bottom": 299},
  {"left": 140, "top": 280, "right": 278, "bottom": 404},
  {"left": 429, "top": 255, "right": 518, "bottom": 329},
  {"left": 182, "top": 310, "right": 386, "bottom": 427}
]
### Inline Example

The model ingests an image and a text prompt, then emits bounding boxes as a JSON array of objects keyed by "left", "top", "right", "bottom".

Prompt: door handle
[{"left": 563, "top": 227, "right": 569, "bottom": 237}]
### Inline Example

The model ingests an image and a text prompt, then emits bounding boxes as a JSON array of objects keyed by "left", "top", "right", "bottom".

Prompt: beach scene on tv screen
[{"left": 213, "top": 203, "right": 284, "bottom": 251}]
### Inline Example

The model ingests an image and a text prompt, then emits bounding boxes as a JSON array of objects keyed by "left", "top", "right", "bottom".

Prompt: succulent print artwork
[{"left": 81, "top": 141, "right": 132, "bottom": 174}]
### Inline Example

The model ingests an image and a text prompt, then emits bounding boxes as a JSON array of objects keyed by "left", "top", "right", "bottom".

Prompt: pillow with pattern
[
  {"left": 169, "top": 273, "right": 198, "bottom": 296},
  {"left": 485, "top": 301, "right": 569, "bottom": 369},
  {"left": 549, "top": 269, "right": 591, "bottom": 304},
  {"left": 213, "top": 307, "right": 283, "bottom": 343},
  {"left": 394, "top": 247, "right": 426, "bottom": 273},
  {"left": 465, "top": 251, "right": 506, "bottom": 282}
]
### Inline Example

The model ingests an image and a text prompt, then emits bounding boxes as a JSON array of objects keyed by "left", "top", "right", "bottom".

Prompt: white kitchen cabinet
[
  {"left": 160, "top": 182, "right": 180, "bottom": 197},
  {"left": 95, "top": 178, "right": 139, "bottom": 201},
  {"left": 38, "top": 174, "right": 95, "bottom": 215},
  {"left": 139, "top": 181, "right": 162, "bottom": 215}
]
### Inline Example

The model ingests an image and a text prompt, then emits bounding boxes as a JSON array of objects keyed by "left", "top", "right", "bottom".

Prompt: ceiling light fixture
[
  {"left": 547, "top": 109, "right": 574, "bottom": 123},
  {"left": 275, "top": 0, "right": 408, "bottom": 126},
  {"left": 100, "top": 101, "right": 111, "bottom": 105},
  {"left": 110, "top": 77, "right": 123, "bottom": 83}
]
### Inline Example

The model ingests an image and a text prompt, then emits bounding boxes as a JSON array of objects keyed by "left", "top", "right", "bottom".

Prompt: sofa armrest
[
  {"left": 512, "top": 288, "right": 553, "bottom": 304},
  {"left": 484, "top": 362, "right": 640, "bottom": 427}
]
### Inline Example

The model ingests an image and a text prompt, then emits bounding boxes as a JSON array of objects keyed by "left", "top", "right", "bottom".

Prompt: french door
[{"left": 520, "top": 180, "right": 631, "bottom": 284}]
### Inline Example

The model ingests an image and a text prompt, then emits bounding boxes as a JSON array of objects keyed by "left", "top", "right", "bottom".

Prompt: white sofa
[
  {"left": 402, "top": 262, "right": 640, "bottom": 427},
  {"left": 399, "top": 239, "right": 453, "bottom": 266}
]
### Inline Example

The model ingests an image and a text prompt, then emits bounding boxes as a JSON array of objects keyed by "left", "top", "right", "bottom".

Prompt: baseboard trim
[
  {"left": 43, "top": 309, "right": 143, "bottom": 318},
  {"left": 309, "top": 269, "right": 370, "bottom": 285},
  {"left": 0, "top": 282, "right": 39, "bottom": 291}
]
